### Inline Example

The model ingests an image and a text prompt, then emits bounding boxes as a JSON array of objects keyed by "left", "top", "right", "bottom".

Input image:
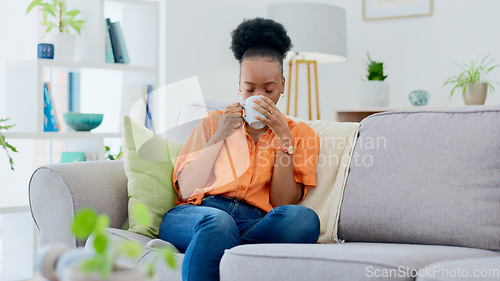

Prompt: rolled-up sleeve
[
  {"left": 172, "top": 114, "right": 215, "bottom": 194},
  {"left": 291, "top": 123, "right": 319, "bottom": 194}
]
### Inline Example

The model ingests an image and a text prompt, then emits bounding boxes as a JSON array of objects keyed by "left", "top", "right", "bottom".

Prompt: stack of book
[{"left": 105, "top": 18, "right": 130, "bottom": 64}]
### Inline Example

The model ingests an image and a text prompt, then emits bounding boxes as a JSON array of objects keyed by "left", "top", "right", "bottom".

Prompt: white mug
[{"left": 242, "top": 96, "right": 266, "bottom": 129}]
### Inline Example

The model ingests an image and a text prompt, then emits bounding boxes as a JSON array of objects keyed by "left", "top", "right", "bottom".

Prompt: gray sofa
[{"left": 30, "top": 103, "right": 500, "bottom": 281}]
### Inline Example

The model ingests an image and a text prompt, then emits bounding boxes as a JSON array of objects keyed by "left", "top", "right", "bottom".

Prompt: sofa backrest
[{"left": 338, "top": 105, "right": 500, "bottom": 251}]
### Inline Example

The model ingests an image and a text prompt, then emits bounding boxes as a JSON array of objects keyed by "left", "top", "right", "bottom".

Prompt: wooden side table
[
  {"left": 335, "top": 107, "right": 406, "bottom": 122},
  {"left": 334, "top": 106, "right": 463, "bottom": 122}
]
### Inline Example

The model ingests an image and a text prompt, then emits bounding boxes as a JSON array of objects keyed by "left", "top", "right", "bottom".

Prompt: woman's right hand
[{"left": 216, "top": 102, "right": 244, "bottom": 139}]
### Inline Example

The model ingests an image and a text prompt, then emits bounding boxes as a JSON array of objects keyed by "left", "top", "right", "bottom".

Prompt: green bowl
[{"left": 63, "top": 113, "right": 104, "bottom": 131}]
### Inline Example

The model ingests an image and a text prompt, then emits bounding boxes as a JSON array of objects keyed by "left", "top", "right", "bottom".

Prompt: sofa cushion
[
  {"left": 416, "top": 256, "right": 500, "bottom": 281},
  {"left": 220, "top": 242, "right": 499, "bottom": 281},
  {"left": 338, "top": 105, "right": 500, "bottom": 250},
  {"left": 123, "top": 116, "right": 184, "bottom": 239}
]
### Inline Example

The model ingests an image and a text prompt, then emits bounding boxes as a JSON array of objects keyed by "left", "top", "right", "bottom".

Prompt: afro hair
[{"left": 230, "top": 17, "right": 292, "bottom": 63}]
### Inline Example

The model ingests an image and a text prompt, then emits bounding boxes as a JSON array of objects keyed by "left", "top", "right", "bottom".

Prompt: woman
[{"left": 159, "top": 18, "right": 320, "bottom": 281}]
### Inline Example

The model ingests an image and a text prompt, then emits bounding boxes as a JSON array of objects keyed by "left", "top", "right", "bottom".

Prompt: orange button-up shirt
[{"left": 172, "top": 110, "right": 319, "bottom": 213}]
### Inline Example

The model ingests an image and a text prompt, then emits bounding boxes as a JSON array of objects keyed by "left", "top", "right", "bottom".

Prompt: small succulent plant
[{"left": 365, "top": 53, "right": 388, "bottom": 81}]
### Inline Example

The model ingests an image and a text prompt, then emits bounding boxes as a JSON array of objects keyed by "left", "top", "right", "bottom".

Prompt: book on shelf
[
  {"left": 106, "top": 18, "right": 130, "bottom": 64},
  {"left": 67, "top": 72, "right": 80, "bottom": 112},
  {"left": 104, "top": 22, "right": 115, "bottom": 63},
  {"left": 60, "top": 152, "right": 86, "bottom": 163},
  {"left": 43, "top": 82, "right": 60, "bottom": 132},
  {"left": 145, "top": 85, "right": 153, "bottom": 130},
  {"left": 122, "top": 84, "right": 153, "bottom": 130}
]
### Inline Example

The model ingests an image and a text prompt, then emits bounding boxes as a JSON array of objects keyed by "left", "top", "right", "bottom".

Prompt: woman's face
[{"left": 239, "top": 57, "right": 285, "bottom": 105}]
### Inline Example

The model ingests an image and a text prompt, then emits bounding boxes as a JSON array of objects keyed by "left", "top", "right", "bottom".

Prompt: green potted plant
[
  {"left": 443, "top": 55, "right": 499, "bottom": 105},
  {"left": 26, "top": 0, "right": 86, "bottom": 61},
  {"left": 105, "top": 145, "right": 123, "bottom": 161},
  {"left": 0, "top": 118, "right": 18, "bottom": 170},
  {"left": 360, "top": 53, "right": 389, "bottom": 107},
  {"left": 65, "top": 202, "right": 176, "bottom": 280}
]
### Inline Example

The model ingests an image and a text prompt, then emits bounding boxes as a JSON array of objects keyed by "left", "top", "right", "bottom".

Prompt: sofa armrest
[{"left": 29, "top": 160, "right": 128, "bottom": 248}]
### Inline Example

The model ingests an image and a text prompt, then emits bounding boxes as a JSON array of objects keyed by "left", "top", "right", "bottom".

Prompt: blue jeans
[{"left": 159, "top": 195, "right": 320, "bottom": 281}]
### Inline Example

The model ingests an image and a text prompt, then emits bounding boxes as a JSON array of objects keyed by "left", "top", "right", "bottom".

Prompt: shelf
[
  {"left": 0, "top": 205, "right": 30, "bottom": 214},
  {"left": 71, "top": 0, "right": 158, "bottom": 7},
  {"left": 6, "top": 59, "right": 158, "bottom": 73},
  {"left": 3, "top": 132, "right": 122, "bottom": 139},
  {"left": 106, "top": 0, "right": 158, "bottom": 6}
]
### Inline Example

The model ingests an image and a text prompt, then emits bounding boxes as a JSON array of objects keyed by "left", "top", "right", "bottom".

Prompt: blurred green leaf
[
  {"left": 80, "top": 256, "right": 102, "bottom": 274},
  {"left": 133, "top": 202, "right": 152, "bottom": 227},
  {"left": 95, "top": 215, "right": 110, "bottom": 234},
  {"left": 40, "top": 3, "right": 56, "bottom": 17},
  {"left": 101, "top": 254, "right": 113, "bottom": 278},
  {"left": 93, "top": 233, "right": 108, "bottom": 254},
  {"left": 163, "top": 247, "right": 176, "bottom": 269},
  {"left": 146, "top": 263, "right": 155, "bottom": 279},
  {"left": 26, "top": 0, "right": 43, "bottom": 14},
  {"left": 72, "top": 208, "right": 97, "bottom": 240},
  {"left": 40, "top": 21, "right": 57, "bottom": 28},
  {"left": 66, "top": 9, "right": 80, "bottom": 19},
  {"left": 119, "top": 240, "right": 142, "bottom": 259}
]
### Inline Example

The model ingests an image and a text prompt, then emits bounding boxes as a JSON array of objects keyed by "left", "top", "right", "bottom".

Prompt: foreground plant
[{"left": 72, "top": 202, "right": 176, "bottom": 279}]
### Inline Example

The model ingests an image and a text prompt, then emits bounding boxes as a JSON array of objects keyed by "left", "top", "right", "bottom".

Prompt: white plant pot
[
  {"left": 45, "top": 33, "right": 77, "bottom": 61},
  {"left": 360, "top": 81, "right": 390, "bottom": 107},
  {"left": 463, "top": 83, "right": 487, "bottom": 105}
]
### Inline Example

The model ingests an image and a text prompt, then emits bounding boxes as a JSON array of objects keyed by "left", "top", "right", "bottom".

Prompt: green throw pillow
[{"left": 122, "top": 115, "right": 183, "bottom": 238}]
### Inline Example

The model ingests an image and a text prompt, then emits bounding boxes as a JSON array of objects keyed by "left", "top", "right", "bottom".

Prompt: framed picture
[{"left": 363, "top": 0, "right": 433, "bottom": 20}]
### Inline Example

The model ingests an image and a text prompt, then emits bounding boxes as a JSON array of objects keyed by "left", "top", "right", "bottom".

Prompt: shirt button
[
  {"left": 250, "top": 151, "right": 255, "bottom": 155},
  {"left": 241, "top": 186, "right": 247, "bottom": 191}
]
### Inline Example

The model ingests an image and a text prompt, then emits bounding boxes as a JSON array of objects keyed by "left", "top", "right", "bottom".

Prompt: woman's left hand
[{"left": 252, "top": 95, "right": 291, "bottom": 139}]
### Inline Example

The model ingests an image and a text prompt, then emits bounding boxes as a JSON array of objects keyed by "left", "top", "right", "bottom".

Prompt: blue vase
[{"left": 409, "top": 90, "right": 430, "bottom": 106}]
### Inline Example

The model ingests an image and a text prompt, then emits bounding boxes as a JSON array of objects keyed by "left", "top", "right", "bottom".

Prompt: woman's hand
[
  {"left": 216, "top": 102, "right": 244, "bottom": 139},
  {"left": 252, "top": 95, "right": 291, "bottom": 139}
]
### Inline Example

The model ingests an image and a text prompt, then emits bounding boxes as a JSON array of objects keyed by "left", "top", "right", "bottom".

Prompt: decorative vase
[
  {"left": 463, "top": 83, "right": 487, "bottom": 105},
  {"left": 62, "top": 265, "right": 148, "bottom": 281},
  {"left": 408, "top": 90, "right": 430, "bottom": 106},
  {"left": 45, "top": 33, "right": 77, "bottom": 61},
  {"left": 360, "top": 81, "right": 390, "bottom": 107}
]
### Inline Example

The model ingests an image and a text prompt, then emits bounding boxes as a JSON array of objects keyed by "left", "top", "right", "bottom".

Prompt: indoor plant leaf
[
  {"left": 119, "top": 240, "right": 143, "bottom": 259},
  {"left": 72, "top": 208, "right": 98, "bottom": 240},
  {"left": 26, "top": 0, "right": 43, "bottom": 14}
]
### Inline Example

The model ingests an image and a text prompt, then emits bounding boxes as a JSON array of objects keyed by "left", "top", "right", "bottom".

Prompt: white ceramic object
[
  {"left": 463, "top": 83, "right": 487, "bottom": 105},
  {"left": 45, "top": 33, "right": 77, "bottom": 61},
  {"left": 360, "top": 81, "right": 390, "bottom": 107}
]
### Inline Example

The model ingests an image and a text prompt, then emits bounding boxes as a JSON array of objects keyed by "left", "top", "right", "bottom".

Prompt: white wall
[
  {"left": 165, "top": 0, "right": 500, "bottom": 120},
  {"left": 0, "top": 0, "right": 39, "bottom": 115}
]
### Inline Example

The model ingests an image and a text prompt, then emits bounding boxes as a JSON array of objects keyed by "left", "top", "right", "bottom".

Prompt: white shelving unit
[
  {"left": 2, "top": 1, "right": 159, "bottom": 278},
  {"left": 5, "top": 0, "right": 159, "bottom": 162}
]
